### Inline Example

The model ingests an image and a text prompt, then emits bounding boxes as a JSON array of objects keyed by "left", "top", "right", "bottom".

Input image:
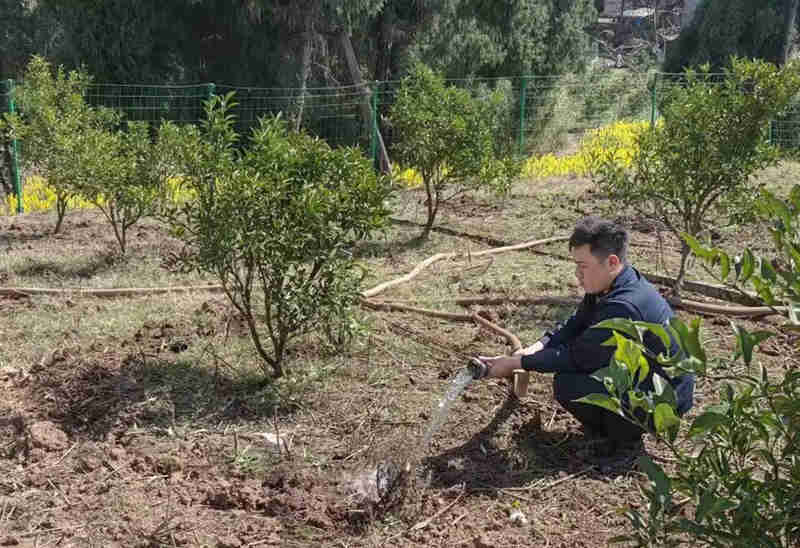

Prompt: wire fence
[{"left": 3, "top": 72, "right": 800, "bottom": 212}]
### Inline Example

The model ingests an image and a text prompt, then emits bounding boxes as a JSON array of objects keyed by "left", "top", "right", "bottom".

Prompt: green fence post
[
  {"left": 518, "top": 76, "right": 528, "bottom": 157},
  {"left": 4, "top": 79, "right": 23, "bottom": 214},
  {"left": 370, "top": 82, "right": 378, "bottom": 168},
  {"left": 650, "top": 73, "right": 658, "bottom": 127}
]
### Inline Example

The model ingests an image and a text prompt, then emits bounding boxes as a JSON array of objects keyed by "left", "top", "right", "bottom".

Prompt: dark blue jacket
[{"left": 521, "top": 265, "right": 678, "bottom": 375}]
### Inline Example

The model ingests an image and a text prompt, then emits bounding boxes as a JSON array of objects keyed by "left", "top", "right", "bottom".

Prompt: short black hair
[{"left": 568, "top": 217, "right": 628, "bottom": 262}]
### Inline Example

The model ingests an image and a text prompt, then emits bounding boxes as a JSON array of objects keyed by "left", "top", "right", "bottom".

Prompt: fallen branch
[
  {"left": 360, "top": 297, "right": 523, "bottom": 350},
  {"left": 409, "top": 493, "right": 464, "bottom": 531},
  {"left": 361, "top": 235, "right": 568, "bottom": 299},
  {"left": 666, "top": 296, "right": 787, "bottom": 318},
  {"left": 472, "top": 312, "right": 522, "bottom": 352},
  {"left": 0, "top": 285, "right": 224, "bottom": 298}
]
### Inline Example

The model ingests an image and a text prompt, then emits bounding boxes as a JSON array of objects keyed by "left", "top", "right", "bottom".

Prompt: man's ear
[{"left": 607, "top": 254, "right": 621, "bottom": 268}]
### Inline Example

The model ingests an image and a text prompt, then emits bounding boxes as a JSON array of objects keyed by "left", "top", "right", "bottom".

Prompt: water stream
[{"left": 421, "top": 367, "right": 476, "bottom": 448}]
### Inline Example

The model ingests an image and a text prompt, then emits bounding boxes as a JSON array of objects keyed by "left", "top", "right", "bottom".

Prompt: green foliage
[
  {"left": 0, "top": 56, "right": 119, "bottom": 233},
  {"left": 71, "top": 121, "right": 169, "bottom": 254},
  {"left": 411, "top": 0, "right": 597, "bottom": 78},
  {"left": 587, "top": 187, "right": 800, "bottom": 547},
  {"left": 163, "top": 93, "right": 390, "bottom": 377},
  {"left": 664, "top": 0, "right": 794, "bottom": 73},
  {"left": 388, "top": 63, "right": 518, "bottom": 237},
  {"left": 592, "top": 58, "right": 800, "bottom": 289}
]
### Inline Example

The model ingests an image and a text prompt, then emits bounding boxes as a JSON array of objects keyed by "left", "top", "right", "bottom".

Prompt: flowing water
[{"left": 421, "top": 367, "right": 476, "bottom": 448}]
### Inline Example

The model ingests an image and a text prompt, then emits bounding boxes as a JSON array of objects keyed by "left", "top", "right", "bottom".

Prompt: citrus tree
[
  {"left": 162, "top": 94, "right": 390, "bottom": 377},
  {"left": 0, "top": 56, "right": 118, "bottom": 233},
  {"left": 389, "top": 63, "right": 517, "bottom": 238},
  {"left": 592, "top": 58, "right": 800, "bottom": 290},
  {"left": 70, "top": 121, "right": 169, "bottom": 254}
]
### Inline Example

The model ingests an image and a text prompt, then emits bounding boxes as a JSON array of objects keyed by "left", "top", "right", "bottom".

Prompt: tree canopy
[{"left": 665, "top": 0, "right": 799, "bottom": 72}]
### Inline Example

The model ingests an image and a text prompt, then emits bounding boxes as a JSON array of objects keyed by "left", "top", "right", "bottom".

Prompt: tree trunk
[
  {"left": 422, "top": 181, "right": 438, "bottom": 239},
  {"left": 294, "top": 17, "right": 314, "bottom": 132},
  {"left": 782, "top": 0, "right": 799, "bottom": 65},
  {"left": 338, "top": 30, "right": 392, "bottom": 175},
  {"left": 54, "top": 194, "right": 68, "bottom": 234},
  {"left": 674, "top": 239, "right": 691, "bottom": 294}
]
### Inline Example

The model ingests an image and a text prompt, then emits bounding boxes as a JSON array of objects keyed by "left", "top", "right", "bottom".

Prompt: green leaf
[
  {"left": 574, "top": 393, "right": 622, "bottom": 414},
  {"left": 732, "top": 323, "right": 774, "bottom": 366},
  {"left": 671, "top": 317, "right": 706, "bottom": 362},
  {"left": 718, "top": 251, "right": 731, "bottom": 281},
  {"left": 637, "top": 455, "right": 671, "bottom": 500},
  {"left": 683, "top": 233, "right": 715, "bottom": 260},
  {"left": 595, "top": 318, "right": 642, "bottom": 342},
  {"left": 689, "top": 411, "right": 728, "bottom": 437},
  {"left": 761, "top": 258, "right": 777, "bottom": 283},
  {"left": 654, "top": 403, "right": 681, "bottom": 435},
  {"left": 696, "top": 492, "right": 737, "bottom": 522},
  {"left": 739, "top": 249, "right": 755, "bottom": 282}
]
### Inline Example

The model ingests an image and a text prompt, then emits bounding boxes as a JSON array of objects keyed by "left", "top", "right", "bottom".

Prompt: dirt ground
[{"left": 1, "top": 175, "right": 798, "bottom": 547}]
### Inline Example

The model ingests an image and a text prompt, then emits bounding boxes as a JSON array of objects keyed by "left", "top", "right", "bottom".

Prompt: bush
[
  {"left": 69, "top": 120, "right": 169, "bottom": 254},
  {"left": 162, "top": 94, "right": 390, "bottom": 377},
  {"left": 0, "top": 56, "right": 119, "bottom": 233},
  {"left": 591, "top": 58, "right": 800, "bottom": 290},
  {"left": 389, "top": 63, "right": 517, "bottom": 238},
  {"left": 586, "top": 186, "right": 800, "bottom": 547}
]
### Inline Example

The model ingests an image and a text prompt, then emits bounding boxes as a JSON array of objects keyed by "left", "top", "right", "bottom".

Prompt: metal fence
[
  {"left": 1, "top": 80, "right": 23, "bottom": 213},
  {"left": 3, "top": 72, "right": 800, "bottom": 213}
]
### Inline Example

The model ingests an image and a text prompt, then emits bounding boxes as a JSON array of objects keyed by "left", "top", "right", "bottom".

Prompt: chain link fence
[{"left": 2, "top": 71, "right": 800, "bottom": 212}]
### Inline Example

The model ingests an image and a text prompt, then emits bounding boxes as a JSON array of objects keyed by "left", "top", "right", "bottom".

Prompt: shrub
[
  {"left": 0, "top": 56, "right": 119, "bottom": 233},
  {"left": 591, "top": 58, "right": 800, "bottom": 290},
  {"left": 70, "top": 121, "right": 169, "bottom": 254},
  {"left": 162, "top": 94, "right": 390, "bottom": 377},
  {"left": 389, "top": 63, "right": 517, "bottom": 238}
]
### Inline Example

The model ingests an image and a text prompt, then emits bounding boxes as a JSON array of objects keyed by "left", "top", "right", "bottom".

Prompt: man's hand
[
  {"left": 477, "top": 355, "right": 522, "bottom": 378},
  {"left": 513, "top": 340, "right": 545, "bottom": 356}
]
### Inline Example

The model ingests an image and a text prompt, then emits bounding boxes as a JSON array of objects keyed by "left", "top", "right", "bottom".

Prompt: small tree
[
  {"left": 71, "top": 121, "right": 167, "bottom": 254},
  {"left": 592, "top": 58, "right": 800, "bottom": 290},
  {"left": 389, "top": 63, "right": 517, "bottom": 238},
  {"left": 584, "top": 186, "right": 800, "bottom": 547},
  {"left": 0, "top": 56, "right": 118, "bottom": 233},
  {"left": 163, "top": 94, "right": 389, "bottom": 377}
]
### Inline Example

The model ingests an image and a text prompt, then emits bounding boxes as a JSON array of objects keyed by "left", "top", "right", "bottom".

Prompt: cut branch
[{"left": 361, "top": 235, "right": 568, "bottom": 299}]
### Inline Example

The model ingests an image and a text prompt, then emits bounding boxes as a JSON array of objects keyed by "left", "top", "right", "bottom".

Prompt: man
[{"left": 479, "top": 217, "right": 694, "bottom": 453}]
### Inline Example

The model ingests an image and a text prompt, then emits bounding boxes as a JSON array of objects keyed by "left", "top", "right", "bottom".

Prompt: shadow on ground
[
  {"left": 12, "top": 252, "right": 123, "bottom": 280},
  {"left": 24, "top": 348, "right": 289, "bottom": 441}
]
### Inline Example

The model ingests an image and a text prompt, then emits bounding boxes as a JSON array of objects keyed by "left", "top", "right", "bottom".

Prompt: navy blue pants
[{"left": 553, "top": 372, "right": 695, "bottom": 443}]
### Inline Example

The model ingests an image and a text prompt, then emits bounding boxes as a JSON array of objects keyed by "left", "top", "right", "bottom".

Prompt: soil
[{"left": 1, "top": 194, "right": 797, "bottom": 547}]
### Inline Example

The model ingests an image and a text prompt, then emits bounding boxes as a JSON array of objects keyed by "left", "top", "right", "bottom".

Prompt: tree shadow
[
  {"left": 351, "top": 231, "right": 428, "bottom": 260},
  {"left": 25, "top": 350, "right": 289, "bottom": 441},
  {"left": 12, "top": 252, "right": 123, "bottom": 280}
]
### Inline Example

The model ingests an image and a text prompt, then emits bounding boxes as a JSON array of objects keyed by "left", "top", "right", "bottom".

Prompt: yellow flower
[{"left": 523, "top": 121, "right": 648, "bottom": 179}]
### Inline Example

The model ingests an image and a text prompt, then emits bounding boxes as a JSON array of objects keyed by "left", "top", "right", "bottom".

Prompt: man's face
[{"left": 571, "top": 244, "right": 620, "bottom": 294}]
